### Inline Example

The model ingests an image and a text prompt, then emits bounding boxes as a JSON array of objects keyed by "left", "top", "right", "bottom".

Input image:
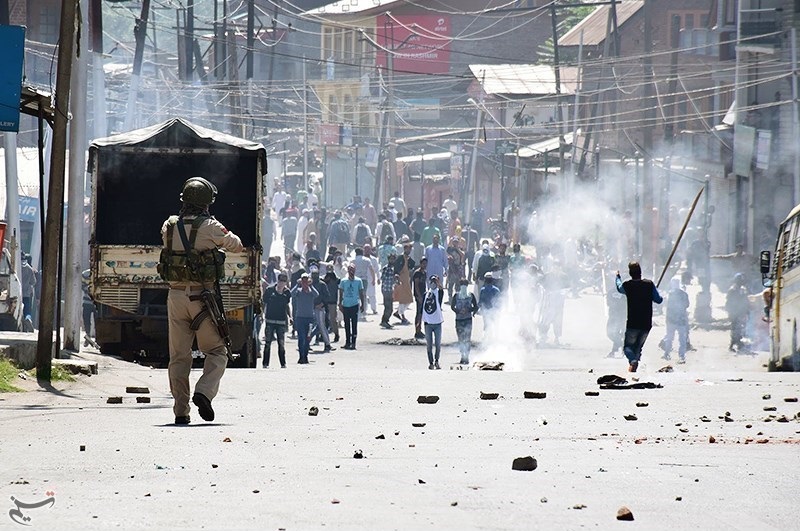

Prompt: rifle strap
[{"left": 190, "top": 309, "right": 209, "bottom": 331}]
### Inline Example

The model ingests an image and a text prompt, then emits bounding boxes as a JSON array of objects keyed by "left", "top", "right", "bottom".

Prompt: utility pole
[
  {"left": 467, "top": 102, "right": 484, "bottom": 225},
  {"left": 245, "top": 0, "right": 254, "bottom": 136},
  {"left": 420, "top": 148, "right": 425, "bottom": 211},
  {"left": 64, "top": 0, "right": 89, "bottom": 352},
  {"left": 37, "top": 0, "right": 79, "bottom": 381},
  {"left": 642, "top": 0, "right": 655, "bottom": 267},
  {"left": 550, "top": 3, "right": 566, "bottom": 187},
  {"left": 373, "top": 57, "right": 392, "bottom": 209},
  {"left": 663, "top": 14, "right": 681, "bottom": 144},
  {"left": 387, "top": 17, "right": 397, "bottom": 198},
  {"left": 263, "top": 7, "right": 278, "bottom": 129},
  {"left": 90, "top": 0, "right": 106, "bottom": 138},
  {"left": 578, "top": 1, "right": 615, "bottom": 174},
  {"left": 124, "top": 0, "right": 151, "bottom": 131},
  {"left": 3, "top": 132, "right": 21, "bottom": 285},
  {"left": 185, "top": 0, "right": 194, "bottom": 80},
  {"left": 302, "top": 56, "right": 309, "bottom": 192}
]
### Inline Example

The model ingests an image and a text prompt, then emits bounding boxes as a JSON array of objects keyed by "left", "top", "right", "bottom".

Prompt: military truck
[{"left": 88, "top": 118, "right": 264, "bottom": 367}]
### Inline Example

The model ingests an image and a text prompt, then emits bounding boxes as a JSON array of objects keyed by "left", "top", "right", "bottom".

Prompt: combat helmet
[{"left": 180, "top": 177, "right": 217, "bottom": 206}]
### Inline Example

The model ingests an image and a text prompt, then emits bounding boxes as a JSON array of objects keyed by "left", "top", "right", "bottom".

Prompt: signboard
[
  {"left": 733, "top": 124, "right": 756, "bottom": 176},
  {"left": 316, "top": 123, "right": 341, "bottom": 146},
  {"left": 341, "top": 123, "right": 353, "bottom": 147},
  {"left": 396, "top": 98, "right": 440, "bottom": 121},
  {"left": 19, "top": 196, "right": 39, "bottom": 223},
  {"left": 376, "top": 16, "right": 451, "bottom": 75},
  {"left": 495, "top": 140, "right": 516, "bottom": 155},
  {"left": 0, "top": 26, "right": 26, "bottom": 132},
  {"left": 505, "top": 102, "right": 556, "bottom": 131}
]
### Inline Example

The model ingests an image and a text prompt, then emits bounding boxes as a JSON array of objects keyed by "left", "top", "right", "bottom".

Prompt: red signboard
[{"left": 376, "top": 16, "right": 451, "bottom": 75}]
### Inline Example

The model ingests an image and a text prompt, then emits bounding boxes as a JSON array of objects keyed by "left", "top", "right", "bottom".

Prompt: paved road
[{"left": 1, "top": 289, "right": 799, "bottom": 530}]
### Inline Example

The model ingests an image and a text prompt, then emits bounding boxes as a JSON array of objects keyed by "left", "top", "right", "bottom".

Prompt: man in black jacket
[{"left": 615, "top": 262, "right": 663, "bottom": 372}]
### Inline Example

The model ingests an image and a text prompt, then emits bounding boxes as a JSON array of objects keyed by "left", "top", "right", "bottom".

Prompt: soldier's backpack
[{"left": 157, "top": 215, "right": 225, "bottom": 283}]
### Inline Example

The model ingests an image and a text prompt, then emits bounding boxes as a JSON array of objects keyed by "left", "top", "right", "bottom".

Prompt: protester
[
  {"left": 379, "top": 252, "right": 399, "bottom": 329},
  {"left": 310, "top": 266, "right": 335, "bottom": 352},
  {"left": 421, "top": 217, "right": 442, "bottom": 247},
  {"left": 615, "top": 262, "right": 663, "bottom": 372},
  {"left": 451, "top": 278, "right": 478, "bottom": 365},
  {"left": 446, "top": 237, "right": 466, "bottom": 300},
  {"left": 393, "top": 243, "right": 415, "bottom": 324},
  {"left": 338, "top": 264, "right": 365, "bottom": 350},
  {"left": 323, "top": 268, "right": 341, "bottom": 343},
  {"left": 473, "top": 243, "right": 496, "bottom": 302},
  {"left": 412, "top": 258, "right": 428, "bottom": 339},
  {"left": 478, "top": 271, "right": 501, "bottom": 331},
  {"left": 725, "top": 273, "right": 750, "bottom": 353},
  {"left": 291, "top": 273, "right": 318, "bottom": 364},
  {"left": 660, "top": 276, "right": 689, "bottom": 363},
  {"left": 281, "top": 210, "right": 298, "bottom": 253},
  {"left": 422, "top": 275, "right": 445, "bottom": 370},
  {"left": 352, "top": 247, "right": 377, "bottom": 318},
  {"left": 424, "top": 233, "right": 448, "bottom": 283},
  {"left": 262, "top": 273, "right": 292, "bottom": 368}
]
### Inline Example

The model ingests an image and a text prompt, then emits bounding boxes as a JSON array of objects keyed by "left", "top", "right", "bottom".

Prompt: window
[
  {"left": 323, "top": 27, "right": 334, "bottom": 60},
  {"left": 344, "top": 30, "right": 354, "bottom": 60},
  {"left": 39, "top": 5, "right": 58, "bottom": 44},
  {"left": 685, "top": 14, "right": 695, "bottom": 30},
  {"left": 725, "top": 0, "right": 736, "bottom": 25}
]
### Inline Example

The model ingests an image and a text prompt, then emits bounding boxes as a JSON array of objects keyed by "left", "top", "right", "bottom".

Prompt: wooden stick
[{"left": 656, "top": 186, "right": 705, "bottom": 289}]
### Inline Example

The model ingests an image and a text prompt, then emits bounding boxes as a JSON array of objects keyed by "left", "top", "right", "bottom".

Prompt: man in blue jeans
[
  {"left": 291, "top": 273, "right": 318, "bottom": 364},
  {"left": 338, "top": 264, "right": 365, "bottom": 350},
  {"left": 422, "top": 275, "right": 445, "bottom": 370},
  {"left": 615, "top": 262, "right": 663, "bottom": 372}
]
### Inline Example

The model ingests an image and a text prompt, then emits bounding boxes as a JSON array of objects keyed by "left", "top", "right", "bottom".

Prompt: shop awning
[
  {"left": 396, "top": 152, "right": 452, "bottom": 163},
  {"left": 517, "top": 132, "right": 575, "bottom": 158}
]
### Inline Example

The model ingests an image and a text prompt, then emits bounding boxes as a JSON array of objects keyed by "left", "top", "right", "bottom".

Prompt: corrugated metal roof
[
  {"left": 469, "top": 64, "right": 576, "bottom": 96},
  {"left": 559, "top": 1, "right": 643, "bottom": 47}
]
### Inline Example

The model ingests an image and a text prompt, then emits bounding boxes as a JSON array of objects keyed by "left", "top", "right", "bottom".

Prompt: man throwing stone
[{"left": 615, "top": 262, "right": 663, "bottom": 372}]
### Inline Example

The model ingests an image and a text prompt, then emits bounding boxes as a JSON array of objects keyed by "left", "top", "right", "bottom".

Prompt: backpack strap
[
  {"left": 176, "top": 216, "right": 192, "bottom": 252},
  {"left": 189, "top": 216, "right": 207, "bottom": 248},
  {"left": 166, "top": 216, "right": 179, "bottom": 250}
]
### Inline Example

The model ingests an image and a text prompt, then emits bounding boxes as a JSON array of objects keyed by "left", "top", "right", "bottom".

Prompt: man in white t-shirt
[
  {"left": 442, "top": 194, "right": 457, "bottom": 217},
  {"left": 272, "top": 186, "right": 288, "bottom": 214}
]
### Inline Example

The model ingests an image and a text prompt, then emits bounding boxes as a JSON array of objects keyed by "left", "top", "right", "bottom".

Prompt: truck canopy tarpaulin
[{"left": 88, "top": 118, "right": 266, "bottom": 246}]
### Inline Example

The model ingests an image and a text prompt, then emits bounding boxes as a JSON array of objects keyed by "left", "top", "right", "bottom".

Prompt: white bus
[{"left": 762, "top": 204, "right": 800, "bottom": 371}]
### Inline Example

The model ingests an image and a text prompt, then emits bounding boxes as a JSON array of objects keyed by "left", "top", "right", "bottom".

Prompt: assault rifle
[{"left": 198, "top": 287, "right": 237, "bottom": 364}]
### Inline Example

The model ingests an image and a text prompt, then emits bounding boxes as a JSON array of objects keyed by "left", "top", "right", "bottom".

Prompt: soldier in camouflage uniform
[{"left": 160, "top": 177, "right": 244, "bottom": 425}]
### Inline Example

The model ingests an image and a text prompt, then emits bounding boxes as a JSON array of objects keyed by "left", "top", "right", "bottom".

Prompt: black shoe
[
  {"left": 415, "top": 332, "right": 425, "bottom": 339},
  {"left": 333, "top": 336, "right": 340, "bottom": 343},
  {"left": 192, "top": 393, "right": 215, "bottom": 422},
  {"left": 434, "top": 361, "right": 441, "bottom": 370},
  {"left": 281, "top": 364, "right": 287, "bottom": 368},
  {"left": 174, "top": 415, "right": 191, "bottom": 425},
  {"left": 324, "top": 345, "right": 336, "bottom": 352}
]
